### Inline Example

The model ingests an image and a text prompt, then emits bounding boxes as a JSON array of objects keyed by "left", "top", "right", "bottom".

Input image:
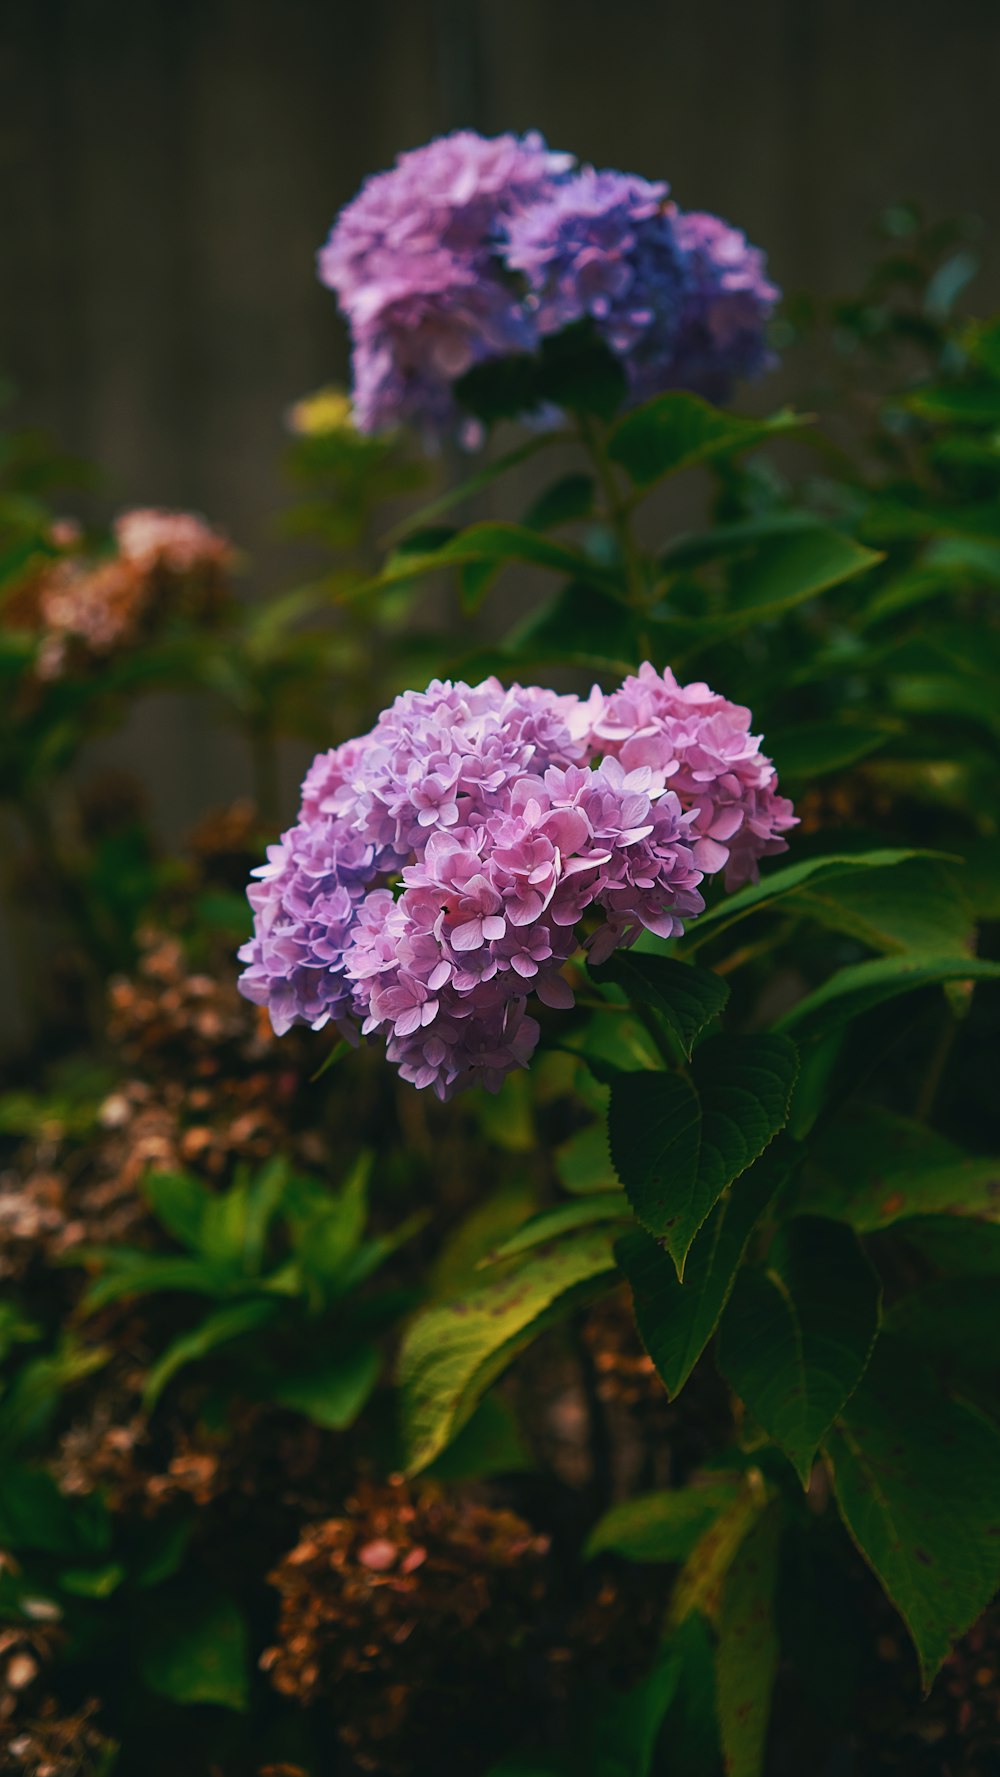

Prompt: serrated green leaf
[
  {"left": 715, "top": 1501, "right": 783, "bottom": 1777},
  {"left": 608, "top": 394, "right": 802, "bottom": 487},
  {"left": 778, "top": 953, "right": 1000, "bottom": 1044},
  {"left": 826, "top": 1337, "right": 1000, "bottom": 1687},
  {"left": 717, "top": 1217, "right": 881, "bottom": 1485},
  {"left": 589, "top": 954, "right": 729, "bottom": 1059},
  {"left": 398, "top": 1230, "right": 618, "bottom": 1473},
  {"left": 586, "top": 1478, "right": 743, "bottom": 1562},
  {"left": 615, "top": 1148, "right": 787, "bottom": 1397},
  {"left": 802, "top": 1107, "right": 1000, "bottom": 1230},
  {"left": 608, "top": 1036, "right": 798, "bottom": 1272}
]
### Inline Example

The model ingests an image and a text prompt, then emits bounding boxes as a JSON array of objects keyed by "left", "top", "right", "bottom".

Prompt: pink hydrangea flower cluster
[{"left": 237, "top": 670, "right": 795, "bottom": 1099}]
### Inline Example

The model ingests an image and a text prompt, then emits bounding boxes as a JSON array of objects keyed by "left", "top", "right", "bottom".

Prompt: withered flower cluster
[{"left": 3, "top": 508, "right": 233, "bottom": 683}]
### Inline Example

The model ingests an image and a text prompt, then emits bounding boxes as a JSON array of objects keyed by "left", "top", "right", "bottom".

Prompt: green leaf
[
  {"left": 764, "top": 722, "right": 891, "bottom": 781},
  {"left": 142, "top": 1171, "right": 213, "bottom": 1251},
  {"left": 196, "top": 1157, "right": 290, "bottom": 1273},
  {"left": 398, "top": 1229, "right": 618, "bottom": 1473},
  {"left": 589, "top": 954, "right": 729, "bottom": 1059},
  {"left": 483, "top": 1194, "right": 630, "bottom": 1264},
  {"left": 58, "top": 1562, "right": 124, "bottom": 1599},
  {"left": 608, "top": 1035, "right": 798, "bottom": 1273},
  {"left": 284, "top": 1154, "right": 372, "bottom": 1290},
  {"left": 670, "top": 1473, "right": 772, "bottom": 1626},
  {"left": 608, "top": 394, "right": 802, "bottom": 487},
  {"left": 715, "top": 1502, "right": 783, "bottom": 1777},
  {"left": 425, "top": 1391, "right": 532, "bottom": 1482},
  {"left": 504, "top": 580, "right": 638, "bottom": 673},
  {"left": 555, "top": 1122, "right": 619, "bottom": 1197},
  {"left": 586, "top": 1478, "right": 744, "bottom": 1562},
  {"left": 700, "top": 527, "right": 882, "bottom": 633},
  {"left": 139, "top": 1583, "right": 249, "bottom": 1711},
  {"left": 268, "top": 1343, "right": 381, "bottom": 1429},
  {"left": 826, "top": 1337, "right": 1000, "bottom": 1686},
  {"left": 777, "top": 953, "right": 1000, "bottom": 1044},
  {"left": 885, "top": 1276, "right": 1000, "bottom": 1371},
  {"left": 385, "top": 432, "right": 564, "bottom": 545},
  {"left": 615, "top": 1148, "right": 787, "bottom": 1397},
  {"left": 78, "top": 1253, "right": 240, "bottom": 1312},
  {"left": 143, "top": 1298, "right": 281, "bottom": 1410},
  {"left": 523, "top": 473, "right": 595, "bottom": 531},
  {"left": 717, "top": 1217, "right": 881, "bottom": 1485},
  {"left": 802, "top": 1107, "right": 1000, "bottom": 1231},
  {"left": 0, "top": 1463, "right": 107, "bottom": 1557},
  {"left": 787, "top": 859, "right": 973, "bottom": 958},
  {"left": 352, "top": 522, "right": 618, "bottom": 609},
  {"left": 679, "top": 849, "right": 934, "bottom": 951},
  {"left": 0, "top": 1342, "right": 109, "bottom": 1450}
]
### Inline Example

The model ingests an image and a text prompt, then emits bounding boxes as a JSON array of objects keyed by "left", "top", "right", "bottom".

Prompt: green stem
[{"left": 577, "top": 415, "right": 647, "bottom": 613}]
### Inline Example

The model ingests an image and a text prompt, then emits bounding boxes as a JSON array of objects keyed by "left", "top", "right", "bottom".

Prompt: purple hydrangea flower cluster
[
  {"left": 317, "top": 131, "right": 780, "bottom": 440},
  {"left": 667, "top": 213, "right": 781, "bottom": 402},
  {"left": 238, "top": 669, "right": 795, "bottom": 1100},
  {"left": 317, "top": 131, "right": 571, "bottom": 438}
]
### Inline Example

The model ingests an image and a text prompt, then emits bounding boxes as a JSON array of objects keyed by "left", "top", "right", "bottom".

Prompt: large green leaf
[
  {"left": 139, "top": 1582, "right": 249, "bottom": 1711},
  {"left": 826, "top": 1338, "right": 1000, "bottom": 1686},
  {"left": 778, "top": 953, "right": 1000, "bottom": 1044},
  {"left": 586, "top": 1478, "right": 744, "bottom": 1562},
  {"left": 786, "top": 859, "right": 973, "bottom": 957},
  {"left": 615, "top": 1148, "right": 787, "bottom": 1397},
  {"left": 700, "top": 527, "right": 882, "bottom": 633},
  {"left": 398, "top": 1229, "right": 618, "bottom": 1473},
  {"left": 679, "top": 849, "right": 934, "bottom": 951},
  {"left": 589, "top": 954, "right": 729, "bottom": 1059},
  {"left": 715, "top": 1502, "right": 783, "bottom": 1777},
  {"left": 608, "top": 1036, "right": 798, "bottom": 1273},
  {"left": 717, "top": 1217, "right": 881, "bottom": 1485},
  {"left": 608, "top": 394, "right": 802, "bottom": 487},
  {"left": 801, "top": 1107, "right": 1000, "bottom": 1231}
]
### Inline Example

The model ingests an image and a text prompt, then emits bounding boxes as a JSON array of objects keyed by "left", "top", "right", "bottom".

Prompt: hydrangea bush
[{"left": 2, "top": 155, "right": 1000, "bottom": 1777}]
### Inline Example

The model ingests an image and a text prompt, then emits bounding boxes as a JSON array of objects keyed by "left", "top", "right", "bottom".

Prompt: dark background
[
  {"left": 4, "top": 0, "right": 1000, "bottom": 552},
  {"left": 1, "top": 0, "right": 998, "bottom": 841}
]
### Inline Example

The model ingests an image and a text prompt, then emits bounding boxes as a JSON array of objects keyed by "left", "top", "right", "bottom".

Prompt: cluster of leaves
[{"left": 2, "top": 224, "right": 1000, "bottom": 1777}]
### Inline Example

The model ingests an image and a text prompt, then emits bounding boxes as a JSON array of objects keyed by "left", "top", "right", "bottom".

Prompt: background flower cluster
[{"left": 317, "top": 130, "right": 779, "bottom": 439}]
